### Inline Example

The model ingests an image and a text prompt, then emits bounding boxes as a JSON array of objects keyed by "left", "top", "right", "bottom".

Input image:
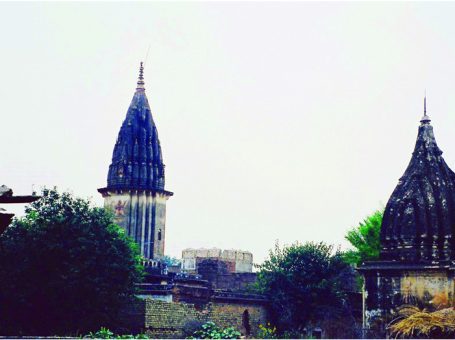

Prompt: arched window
[{"left": 158, "top": 229, "right": 162, "bottom": 241}]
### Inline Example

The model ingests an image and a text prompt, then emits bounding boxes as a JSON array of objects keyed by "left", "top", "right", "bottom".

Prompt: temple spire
[
  {"left": 136, "top": 61, "right": 145, "bottom": 92},
  {"left": 420, "top": 94, "right": 431, "bottom": 124}
]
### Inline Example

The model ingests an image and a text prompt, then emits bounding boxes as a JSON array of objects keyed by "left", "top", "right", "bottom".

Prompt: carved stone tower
[
  {"left": 98, "top": 63, "right": 173, "bottom": 260},
  {"left": 360, "top": 98, "right": 455, "bottom": 334}
]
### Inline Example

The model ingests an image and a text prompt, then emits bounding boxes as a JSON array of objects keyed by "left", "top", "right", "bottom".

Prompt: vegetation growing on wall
[{"left": 0, "top": 188, "right": 143, "bottom": 336}]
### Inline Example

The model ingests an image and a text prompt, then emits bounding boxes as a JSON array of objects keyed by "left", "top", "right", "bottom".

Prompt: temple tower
[
  {"left": 98, "top": 63, "right": 173, "bottom": 260},
  {"left": 360, "top": 98, "right": 455, "bottom": 334}
]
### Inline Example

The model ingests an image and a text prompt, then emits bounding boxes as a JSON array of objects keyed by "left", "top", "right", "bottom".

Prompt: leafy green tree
[
  {"left": 344, "top": 210, "right": 383, "bottom": 267},
  {"left": 0, "top": 188, "right": 143, "bottom": 336},
  {"left": 255, "top": 242, "right": 357, "bottom": 336}
]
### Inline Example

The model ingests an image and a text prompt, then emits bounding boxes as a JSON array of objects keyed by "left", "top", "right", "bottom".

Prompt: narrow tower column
[{"left": 98, "top": 63, "right": 173, "bottom": 260}]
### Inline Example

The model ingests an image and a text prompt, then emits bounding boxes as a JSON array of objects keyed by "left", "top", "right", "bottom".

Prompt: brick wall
[
  {"left": 125, "top": 298, "right": 267, "bottom": 338},
  {"left": 197, "top": 259, "right": 258, "bottom": 291}
]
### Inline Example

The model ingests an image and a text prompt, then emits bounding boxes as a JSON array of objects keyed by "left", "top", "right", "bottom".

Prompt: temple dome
[
  {"left": 380, "top": 103, "right": 455, "bottom": 263},
  {"left": 105, "top": 63, "right": 166, "bottom": 192}
]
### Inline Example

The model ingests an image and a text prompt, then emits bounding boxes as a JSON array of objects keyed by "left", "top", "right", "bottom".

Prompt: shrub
[
  {"left": 84, "top": 327, "right": 148, "bottom": 339},
  {"left": 255, "top": 241, "right": 357, "bottom": 335},
  {"left": 257, "top": 323, "right": 278, "bottom": 339},
  {"left": 187, "top": 321, "right": 241, "bottom": 339}
]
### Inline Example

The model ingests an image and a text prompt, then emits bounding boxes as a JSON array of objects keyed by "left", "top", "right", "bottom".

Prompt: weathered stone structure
[
  {"left": 196, "top": 259, "right": 257, "bottom": 291},
  {"left": 182, "top": 248, "right": 253, "bottom": 273},
  {"left": 360, "top": 99, "right": 455, "bottom": 333},
  {"left": 124, "top": 298, "right": 268, "bottom": 338},
  {"left": 98, "top": 63, "right": 172, "bottom": 259},
  {"left": 129, "top": 269, "right": 267, "bottom": 338},
  {"left": 100, "top": 65, "right": 268, "bottom": 337}
]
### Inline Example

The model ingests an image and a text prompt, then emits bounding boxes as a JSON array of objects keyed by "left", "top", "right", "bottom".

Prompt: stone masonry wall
[
  {"left": 126, "top": 298, "right": 267, "bottom": 338},
  {"left": 364, "top": 269, "right": 455, "bottom": 333}
]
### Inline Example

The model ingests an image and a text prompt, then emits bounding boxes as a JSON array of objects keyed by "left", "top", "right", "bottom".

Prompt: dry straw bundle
[{"left": 388, "top": 306, "right": 455, "bottom": 338}]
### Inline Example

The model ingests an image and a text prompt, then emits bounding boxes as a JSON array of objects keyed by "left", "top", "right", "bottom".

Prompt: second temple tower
[{"left": 98, "top": 63, "right": 173, "bottom": 260}]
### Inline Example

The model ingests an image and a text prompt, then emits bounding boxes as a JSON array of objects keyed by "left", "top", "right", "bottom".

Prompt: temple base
[{"left": 358, "top": 261, "right": 455, "bottom": 336}]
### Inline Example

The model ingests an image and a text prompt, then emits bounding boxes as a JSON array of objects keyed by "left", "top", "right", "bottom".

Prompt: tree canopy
[
  {"left": 344, "top": 209, "right": 383, "bottom": 267},
  {"left": 255, "top": 241, "right": 358, "bottom": 337},
  {"left": 0, "top": 188, "right": 143, "bottom": 336}
]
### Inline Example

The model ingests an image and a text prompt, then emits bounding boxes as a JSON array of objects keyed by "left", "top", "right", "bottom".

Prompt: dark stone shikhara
[
  {"left": 98, "top": 63, "right": 172, "bottom": 260},
  {"left": 360, "top": 100, "right": 455, "bottom": 335},
  {"left": 106, "top": 66, "right": 166, "bottom": 192},
  {"left": 381, "top": 109, "right": 455, "bottom": 263}
]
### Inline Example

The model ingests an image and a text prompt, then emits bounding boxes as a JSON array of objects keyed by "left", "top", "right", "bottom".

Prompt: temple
[
  {"left": 360, "top": 98, "right": 455, "bottom": 334},
  {"left": 98, "top": 63, "right": 173, "bottom": 260}
]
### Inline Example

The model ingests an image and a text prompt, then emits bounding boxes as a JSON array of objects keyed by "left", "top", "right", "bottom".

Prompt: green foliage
[
  {"left": 344, "top": 209, "right": 383, "bottom": 267},
  {"left": 257, "top": 323, "right": 278, "bottom": 339},
  {"left": 0, "top": 188, "right": 144, "bottom": 336},
  {"left": 85, "top": 327, "right": 148, "bottom": 339},
  {"left": 255, "top": 241, "right": 357, "bottom": 335},
  {"left": 86, "top": 327, "right": 115, "bottom": 339},
  {"left": 187, "top": 321, "right": 241, "bottom": 339}
]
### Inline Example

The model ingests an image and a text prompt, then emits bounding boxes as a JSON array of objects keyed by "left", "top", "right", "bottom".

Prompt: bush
[
  {"left": 257, "top": 323, "right": 278, "bottom": 339},
  {"left": 187, "top": 321, "right": 241, "bottom": 339},
  {"left": 255, "top": 241, "right": 357, "bottom": 336},
  {"left": 0, "top": 188, "right": 143, "bottom": 336},
  {"left": 85, "top": 327, "right": 148, "bottom": 339}
]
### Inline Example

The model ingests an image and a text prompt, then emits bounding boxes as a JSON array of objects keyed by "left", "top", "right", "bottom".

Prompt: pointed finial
[
  {"left": 424, "top": 94, "right": 426, "bottom": 115},
  {"left": 420, "top": 92, "right": 431, "bottom": 124},
  {"left": 136, "top": 62, "right": 145, "bottom": 91}
]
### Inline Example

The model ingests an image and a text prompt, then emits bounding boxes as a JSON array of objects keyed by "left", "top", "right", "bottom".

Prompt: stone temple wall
[
  {"left": 124, "top": 298, "right": 267, "bottom": 338},
  {"left": 363, "top": 267, "right": 455, "bottom": 330}
]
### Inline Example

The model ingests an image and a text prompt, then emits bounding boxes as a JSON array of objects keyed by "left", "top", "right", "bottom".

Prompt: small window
[{"left": 158, "top": 229, "right": 162, "bottom": 241}]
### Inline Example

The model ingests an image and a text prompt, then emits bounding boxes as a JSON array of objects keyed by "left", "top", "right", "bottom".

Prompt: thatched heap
[{"left": 388, "top": 306, "right": 455, "bottom": 339}]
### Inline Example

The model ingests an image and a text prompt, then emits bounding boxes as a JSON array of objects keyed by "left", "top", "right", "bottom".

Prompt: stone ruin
[{"left": 360, "top": 100, "right": 455, "bottom": 335}]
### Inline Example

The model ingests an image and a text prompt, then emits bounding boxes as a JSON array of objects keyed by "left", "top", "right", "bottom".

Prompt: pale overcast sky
[{"left": 2, "top": 2, "right": 455, "bottom": 263}]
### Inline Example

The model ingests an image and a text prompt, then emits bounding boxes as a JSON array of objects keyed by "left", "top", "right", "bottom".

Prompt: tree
[
  {"left": 0, "top": 188, "right": 143, "bottom": 336},
  {"left": 255, "top": 241, "right": 357, "bottom": 336},
  {"left": 343, "top": 210, "right": 382, "bottom": 267}
]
